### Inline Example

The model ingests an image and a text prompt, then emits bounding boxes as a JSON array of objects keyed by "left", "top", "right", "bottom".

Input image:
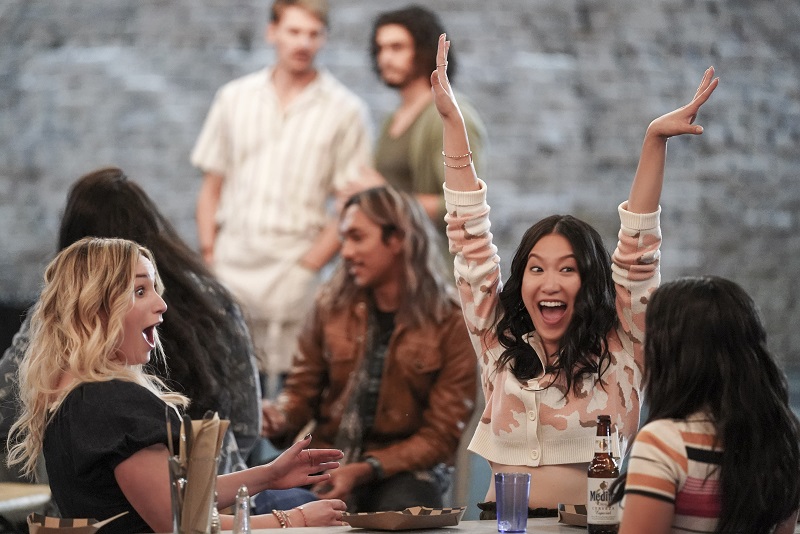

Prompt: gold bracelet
[
  {"left": 296, "top": 506, "right": 308, "bottom": 527},
  {"left": 283, "top": 510, "right": 293, "bottom": 528},
  {"left": 271, "top": 509, "right": 288, "bottom": 528},
  {"left": 443, "top": 159, "right": 473, "bottom": 169},
  {"left": 441, "top": 150, "right": 472, "bottom": 159}
]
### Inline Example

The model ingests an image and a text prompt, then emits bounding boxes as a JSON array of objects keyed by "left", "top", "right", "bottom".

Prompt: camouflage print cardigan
[{"left": 444, "top": 180, "right": 661, "bottom": 467}]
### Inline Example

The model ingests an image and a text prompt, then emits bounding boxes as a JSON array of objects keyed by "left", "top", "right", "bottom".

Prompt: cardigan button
[
  {"left": 527, "top": 410, "right": 536, "bottom": 421},
  {"left": 530, "top": 450, "right": 540, "bottom": 461}
]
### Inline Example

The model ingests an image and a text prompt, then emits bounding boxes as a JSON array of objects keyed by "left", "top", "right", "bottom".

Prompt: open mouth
[
  {"left": 538, "top": 301, "right": 567, "bottom": 325},
  {"left": 142, "top": 325, "right": 157, "bottom": 349}
]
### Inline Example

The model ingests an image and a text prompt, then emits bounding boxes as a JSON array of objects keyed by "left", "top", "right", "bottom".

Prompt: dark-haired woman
[
  {"left": 612, "top": 277, "right": 800, "bottom": 534},
  {"left": 432, "top": 34, "right": 717, "bottom": 513}
]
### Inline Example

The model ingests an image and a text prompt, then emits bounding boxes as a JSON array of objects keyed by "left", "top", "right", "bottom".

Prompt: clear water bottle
[{"left": 232, "top": 485, "right": 251, "bottom": 534}]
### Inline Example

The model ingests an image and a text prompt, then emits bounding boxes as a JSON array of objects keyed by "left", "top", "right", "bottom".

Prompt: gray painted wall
[{"left": 1, "top": 0, "right": 799, "bottom": 366}]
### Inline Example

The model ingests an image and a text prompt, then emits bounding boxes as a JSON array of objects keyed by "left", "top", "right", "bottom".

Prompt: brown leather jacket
[{"left": 275, "top": 296, "right": 477, "bottom": 478}]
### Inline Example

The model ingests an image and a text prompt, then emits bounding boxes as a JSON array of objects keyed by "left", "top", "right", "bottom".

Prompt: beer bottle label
[
  {"left": 587, "top": 477, "right": 618, "bottom": 525},
  {"left": 594, "top": 436, "right": 610, "bottom": 454}
]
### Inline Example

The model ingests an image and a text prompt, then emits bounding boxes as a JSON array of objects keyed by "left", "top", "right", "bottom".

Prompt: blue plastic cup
[{"left": 494, "top": 473, "right": 530, "bottom": 533}]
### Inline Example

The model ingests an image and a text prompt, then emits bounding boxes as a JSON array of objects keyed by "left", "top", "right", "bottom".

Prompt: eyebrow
[{"left": 528, "top": 252, "right": 576, "bottom": 260}]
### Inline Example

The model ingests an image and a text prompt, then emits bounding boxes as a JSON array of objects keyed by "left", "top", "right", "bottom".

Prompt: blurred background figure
[
  {"left": 262, "top": 187, "right": 477, "bottom": 512},
  {"left": 369, "top": 4, "right": 485, "bottom": 251},
  {"left": 191, "top": 0, "right": 372, "bottom": 399}
]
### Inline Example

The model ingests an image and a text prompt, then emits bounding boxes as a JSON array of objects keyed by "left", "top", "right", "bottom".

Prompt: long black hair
[
  {"left": 58, "top": 167, "right": 249, "bottom": 420},
  {"left": 611, "top": 276, "right": 800, "bottom": 533},
  {"left": 495, "top": 214, "right": 618, "bottom": 395}
]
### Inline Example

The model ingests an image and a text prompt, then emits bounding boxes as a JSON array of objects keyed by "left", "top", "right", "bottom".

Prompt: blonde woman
[{"left": 7, "top": 238, "right": 348, "bottom": 534}]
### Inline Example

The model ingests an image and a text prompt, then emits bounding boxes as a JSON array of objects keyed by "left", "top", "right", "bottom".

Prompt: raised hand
[
  {"left": 263, "top": 435, "right": 343, "bottom": 490},
  {"left": 647, "top": 67, "right": 719, "bottom": 139},
  {"left": 627, "top": 67, "right": 719, "bottom": 214},
  {"left": 431, "top": 33, "right": 462, "bottom": 123},
  {"left": 431, "top": 33, "right": 480, "bottom": 191}
]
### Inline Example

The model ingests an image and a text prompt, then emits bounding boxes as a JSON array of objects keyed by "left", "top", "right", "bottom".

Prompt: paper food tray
[
  {"left": 28, "top": 512, "right": 128, "bottom": 534},
  {"left": 557, "top": 503, "right": 587, "bottom": 527},
  {"left": 343, "top": 506, "right": 466, "bottom": 531}
]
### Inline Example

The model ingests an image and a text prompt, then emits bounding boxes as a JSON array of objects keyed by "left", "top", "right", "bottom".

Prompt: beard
[{"left": 379, "top": 64, "right": 425, "bottom": 90}]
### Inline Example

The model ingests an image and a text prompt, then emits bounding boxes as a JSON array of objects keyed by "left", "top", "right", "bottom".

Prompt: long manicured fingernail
[{"left": 304, "top": 433, "right": 312, "bottom": 440}]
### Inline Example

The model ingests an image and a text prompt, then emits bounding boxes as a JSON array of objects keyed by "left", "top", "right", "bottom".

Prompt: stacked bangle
[
  {"left": 442, "top": 150, "right": 473, "bottom": 168},
  {"left": 271, "top": 509, "right": 290, "bottom": 528}
]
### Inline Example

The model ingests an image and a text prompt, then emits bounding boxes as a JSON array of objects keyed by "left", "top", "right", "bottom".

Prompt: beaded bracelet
[
  {"left": 271, "top": 509, "right": 288, "bottom": 528},
  {"left": 443, "top": 158, "right": 473, "bottom": 169},
  {"left": 283, "top": 510, "right": 293, "bottom": 528},
  {"left": 441, "top": 150, "right": 472, "bottom": 159}
]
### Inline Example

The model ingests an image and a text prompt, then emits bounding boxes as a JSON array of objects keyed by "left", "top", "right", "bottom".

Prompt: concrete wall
[{"left": 1, "top": 0, "right": 799, "bottom": 365}]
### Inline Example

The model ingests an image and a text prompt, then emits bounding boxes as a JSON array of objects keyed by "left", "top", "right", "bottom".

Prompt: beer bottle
[{"left": 587, "top": 415, "right": 619, "bottom": 533}]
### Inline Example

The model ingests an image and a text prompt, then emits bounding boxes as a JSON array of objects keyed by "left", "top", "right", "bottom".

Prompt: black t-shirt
[{"left": 43, "top": 380, "right": 181, "bottom": 534}]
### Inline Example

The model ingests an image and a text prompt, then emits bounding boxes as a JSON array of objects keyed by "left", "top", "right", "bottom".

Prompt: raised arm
[
  {"left": 431, "top": 34, "right": 480, "bottom": 193},
  {"left": 627, "top": 67, "right": 719, "bottom": 213}
]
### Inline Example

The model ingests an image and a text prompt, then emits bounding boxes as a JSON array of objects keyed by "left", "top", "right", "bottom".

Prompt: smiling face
[
  {"left": 521, "top": 233, "right": 582, "bottom": 358},
  {"left": 117, "top": 255, "right": 167, "bottom": 366},
  {"left": 268, "top": 5, "right": 327, "bottom": 76},
  {"left": 339, "top": 204, "right": 403, "bottom": 292},
  {"left": 374, "top": 23, "right": 419, "bottom": 89}
]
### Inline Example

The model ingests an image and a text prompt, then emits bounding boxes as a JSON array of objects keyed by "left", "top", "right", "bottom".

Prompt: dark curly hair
[
  {"left": 495, "top": 215, "right": 618, "bottom": 395},
  {"left": 370, "top": 5, "right": 458, "bottom": 83}
]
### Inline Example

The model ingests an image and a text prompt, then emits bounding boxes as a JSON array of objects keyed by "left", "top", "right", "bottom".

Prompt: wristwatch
[{"left": 364, "top": 456, "right": 384, "bottom": 480}]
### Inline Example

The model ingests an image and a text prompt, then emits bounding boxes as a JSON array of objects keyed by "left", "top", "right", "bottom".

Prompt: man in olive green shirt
[{"left": 369, "top": 6, "right": 486, "bottom": 230}]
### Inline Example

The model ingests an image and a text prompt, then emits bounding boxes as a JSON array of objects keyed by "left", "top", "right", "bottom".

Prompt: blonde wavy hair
[{"left": 7, "top": 237, "right": 188, "bottom": 478}]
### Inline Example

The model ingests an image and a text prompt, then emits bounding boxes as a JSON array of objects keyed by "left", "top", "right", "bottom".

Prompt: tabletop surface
[
  {"left": 0, "top": 482, "right": 51, "bottom": 515},
  {"left": 253, "top": 518, "right": 592, "bottom": 534},
  {"left": 249, "top": 516, "right": 800, "bottom": 534}
]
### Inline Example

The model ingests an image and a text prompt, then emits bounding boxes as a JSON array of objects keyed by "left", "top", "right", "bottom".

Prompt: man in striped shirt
[{"left": 191, "top": 0, "right": 372, "bottom": 398}]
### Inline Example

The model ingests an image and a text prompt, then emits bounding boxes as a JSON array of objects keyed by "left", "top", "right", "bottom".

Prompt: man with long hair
[
  {"left": 368, "top": 5, "right": 485, "bottom": 234},
  {"left": 262, "top": 187, "right": 477, "bottom": 512}
]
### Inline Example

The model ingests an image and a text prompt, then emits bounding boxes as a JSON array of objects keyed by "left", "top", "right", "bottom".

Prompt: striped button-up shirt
[{"left": 191, "top": 67, "right": 372, "bottom": 238}]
